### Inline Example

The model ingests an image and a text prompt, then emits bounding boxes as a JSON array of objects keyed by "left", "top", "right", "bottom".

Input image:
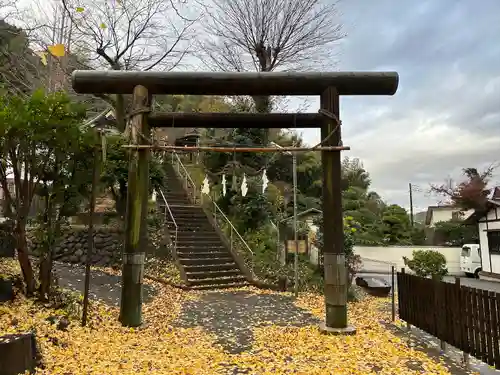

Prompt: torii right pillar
[{"left": 320, "top": 87, "right": 356, "bottom": 334}]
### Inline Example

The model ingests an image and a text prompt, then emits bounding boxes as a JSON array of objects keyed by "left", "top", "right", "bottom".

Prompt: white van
[{"left": 460, "top": 244, "right": 481, "bottom": 278}]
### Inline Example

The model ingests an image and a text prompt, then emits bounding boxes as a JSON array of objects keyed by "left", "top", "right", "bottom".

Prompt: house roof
[
  {"left": 424, "top": 205, "right": 457, "bottom": 225},
  {"left": 279, "top": 208, "right": 322, "bottom": 223},
  {"left": 464, "top": 199, "right": 500, "bottom": 224},
  {"left": 489, "top": 186, "right": 500, "bottom": 200},
  {"left": 83, "top": 108, "right": 120, "bottom": 135}
]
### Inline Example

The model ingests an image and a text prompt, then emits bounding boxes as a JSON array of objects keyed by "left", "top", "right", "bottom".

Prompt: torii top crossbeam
[{"left": 71, "top": 70, "right": 399, "bottom": 96}]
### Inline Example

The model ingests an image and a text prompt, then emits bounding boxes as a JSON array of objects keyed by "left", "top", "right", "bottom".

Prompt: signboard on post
[{"left": 286, "top": 240, "right": 307, "bottom": 254}]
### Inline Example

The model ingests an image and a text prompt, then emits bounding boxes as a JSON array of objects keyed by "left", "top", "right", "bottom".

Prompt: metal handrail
[
  {"left": 158, "top": 188, "right": 178, "bottom": 256},
  {"left": 170, "top": 151, "right": 255, "bottom": 277},
  {"left": 211, "top": 198, "right": 255, "bottom": 277},
  {"left": 171, "top": 152, "right": 198, "bottom": 202}
]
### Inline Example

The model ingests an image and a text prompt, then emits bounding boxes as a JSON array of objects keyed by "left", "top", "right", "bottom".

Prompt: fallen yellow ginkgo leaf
[
  {"left": 36, "top": 51, "right": 48, "bottom": 66},
  {"left": 48, "top": 44, "right": 65, "bottom": 57}
]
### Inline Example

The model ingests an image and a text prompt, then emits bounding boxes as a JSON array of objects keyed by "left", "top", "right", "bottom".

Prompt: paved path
[
  {"left": 51, "top": 262, "right": 485, "bottom": 374},
  {"left": 53, "top": 261, "right": 157, "bottom": 306},
  {"left": 173, "top": 290, "right": 319, "bottom": 355},
  {"left": 391, "top": 323, "right": 500, "bottom": 375}
]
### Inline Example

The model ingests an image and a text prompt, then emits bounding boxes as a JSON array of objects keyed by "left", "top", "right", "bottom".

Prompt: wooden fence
[{"left": 397, "top": 270, "right": 500, "bottom": 369}]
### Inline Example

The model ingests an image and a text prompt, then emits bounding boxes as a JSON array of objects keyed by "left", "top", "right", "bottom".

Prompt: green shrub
[
  {"left": 242, "top": 227, "right": 324, "bottom": 293},
  {"left": 403, "top": 250, "right": 448, "bottom": 279},
  {"left": 50, "top": 287, "right": 83, "bottom": 319}
]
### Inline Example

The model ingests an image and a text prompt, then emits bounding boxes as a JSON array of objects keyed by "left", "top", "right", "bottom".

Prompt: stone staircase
[{"left": 159, "top": 162, "right": 250, "bottom": 290}]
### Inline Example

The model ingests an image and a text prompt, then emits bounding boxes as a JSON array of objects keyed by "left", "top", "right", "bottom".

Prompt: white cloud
[{"left": 283, "top": 0, "right": 500, "bottom": 212}]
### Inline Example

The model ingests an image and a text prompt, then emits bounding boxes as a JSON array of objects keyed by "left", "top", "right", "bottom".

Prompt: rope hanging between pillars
[{"left": 312, "top": 109, "right": 342, "bottom": 149}]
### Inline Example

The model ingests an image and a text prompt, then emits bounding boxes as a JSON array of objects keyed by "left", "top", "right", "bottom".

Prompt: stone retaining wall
[{"left": 27, "top": 227, "right": 123, "bottom": 267}]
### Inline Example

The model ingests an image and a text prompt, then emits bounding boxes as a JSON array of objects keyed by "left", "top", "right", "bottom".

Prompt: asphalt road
[{"left": 356, "top": 272, "right": 500, "bottom": 293}]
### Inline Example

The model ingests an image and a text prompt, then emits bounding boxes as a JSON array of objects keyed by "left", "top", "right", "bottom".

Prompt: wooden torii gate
[{"left": 72, "top": 71, "right": 399, "bottom": 332}]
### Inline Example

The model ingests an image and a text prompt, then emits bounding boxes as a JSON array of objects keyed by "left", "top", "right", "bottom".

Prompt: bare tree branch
[
  {"left": 199, "top": 0, "right": 344, "bottom": 73},
  {"left": 49, "top": 0, "right": 199, "bottom": 130},
  {"left": 430, "top": 164, "right": 499, "bottom": 210},
  {"left": 58, "top": 0, "right": 199, "bottom": 72},
  {"left": 197, "top": 0, "right": 344, "bottom": 113}
]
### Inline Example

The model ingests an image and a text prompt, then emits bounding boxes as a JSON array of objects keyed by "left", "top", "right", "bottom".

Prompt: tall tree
[
  {"left": 433, "top": 219, "right": 478, "bottom": 246},
  {"left": 430, "top": 166, "right": 496, "bottom": 210},
  {"left": 341, "top": 157, "right": 371, "bottom": 191},
  {"left": 0, "top": 90, "right": 87, "bottom": 294},
  {"left": 0, "top": 20, "right": 48, "bottom": 96},
  {"left": 35, "top": 116, "right": 94, "bottom": 299},
  {"left": 380, "top": 204, "right": 412, "bottom": 245},
  {"left": 58, "top": 0, "right": 199, "bottom": 130},
  {"left": 200, "top": 0, "right": 344, "bottom": 112}
]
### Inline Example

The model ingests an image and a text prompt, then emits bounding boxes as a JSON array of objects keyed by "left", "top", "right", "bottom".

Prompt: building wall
[
  {"left": 430, "top": 208, "right": 459, "bottom": 226},
  {"left": 478, "top": 206, "right": 500, "bottom": 274},
  {"left": 0, "top": 180, "right": 45, "bottom": 218},
  {"left": 308, "top": 245, "right": 463, "bottom": 274},
  {"left": 307, "top": 222, "right": 319, "bottom": 265}
]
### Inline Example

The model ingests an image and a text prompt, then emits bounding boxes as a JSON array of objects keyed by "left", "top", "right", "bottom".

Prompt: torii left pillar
[{"left": 119, "top": 85, "right": 151, "bottom": 327}]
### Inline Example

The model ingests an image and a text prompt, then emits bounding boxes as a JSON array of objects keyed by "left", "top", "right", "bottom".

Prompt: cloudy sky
[{"left": 294, "top": 0, "right": 500, "bottom": 213}]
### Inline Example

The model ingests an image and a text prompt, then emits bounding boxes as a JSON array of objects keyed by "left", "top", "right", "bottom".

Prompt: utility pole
[
  {"left": 82, "top": 131, "right": 100, "bottom": 327},
  {"left": 409, "top": 183, "right": 414, "bottom": 227},
  {"left": 270, "top": 141, "right": 298, "bottom": 283}
]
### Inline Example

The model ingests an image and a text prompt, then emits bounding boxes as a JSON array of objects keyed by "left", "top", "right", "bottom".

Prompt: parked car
[{"left": 460, "top": 244, "right": 481, "bottom": 278}]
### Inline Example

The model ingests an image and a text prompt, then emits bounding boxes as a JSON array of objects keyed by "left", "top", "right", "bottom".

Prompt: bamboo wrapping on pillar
[
  {"left": 324, "top": 253, "right": 347, "bottom": 306},
  {"left": 123, "top": 253, "right": 145, "bottom": 283}
]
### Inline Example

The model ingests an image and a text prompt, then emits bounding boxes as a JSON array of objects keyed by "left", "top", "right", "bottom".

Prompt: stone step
[
  {"left": 167, "top": 203, "right": 203, "bottom": 208},
  {"left": 161, "top": 200, "right": 190, "bottom": 205},
  {"left": 176, "top": 246, "right": 226, "bottom": 254},
  {"left": 161, "top": 202, "right": 192, "bottom": 208},
  {"left": 179, "top": 257, "right": 234, "bottom": 265},
  {"left": 188, "top": 275, "right": 247, "bottom": 286},
  {"left": 167, "top": 224, "right": 216, "bottom": 232},
  {"left": 161, "top": 190, "right": 189, "bottom": 196},
  {"left": 186, "top": 269, "right": 242, "bottom": 280},
  {"left": 167, "top": 212, "right": 207, "bottom": 220},
  {"left": 166, "top": 217, "right": 211, "bottom": 224},
  {"left": 168, "top": 206, "right": 206, "bottom": 213},
  {"left": 175, "top": 232, "right": 221, "bottom": 239},
  {"left": 161, "top": 186, "right": 185, "bottom": 191},
  {"left": 170, "top": 226, "right": 217, "bottom": 233},
  {"left": 158, "top": 198, "right": 192, "bottom": 204},
  {"left": 176, "top": 239, "right": 223, "bottom": 246},
  {"left": 189, "top": 282, "right": 250, "bottom": 290},
  {"left": 177, "top": 251, "right": 228, "bottom": 259},
  {"left": 166, "top": 214, "right": 208, "bottom": 221},
  {"left": 184, "top": 263, "right": 239, "bottom": 273},
  {"left": 167, "top": 215, "right": 214, "bottom": 225},
  {"left": 162, "top": 195, "right": 190, "bottom": 201}
]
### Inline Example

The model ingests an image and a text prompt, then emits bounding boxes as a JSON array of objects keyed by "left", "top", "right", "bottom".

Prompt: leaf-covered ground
[{"left": 0, "top": 259, "right": 475, "bottom": 375}]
